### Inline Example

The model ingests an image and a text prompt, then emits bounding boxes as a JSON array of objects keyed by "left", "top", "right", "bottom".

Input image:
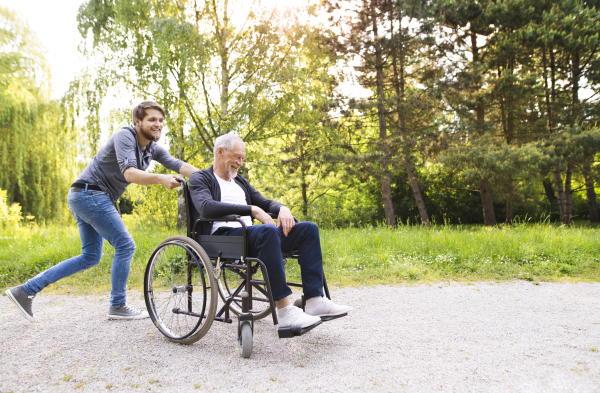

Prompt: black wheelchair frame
[{"left": 143, "top": 179, "right": 342, "bottom": 358}]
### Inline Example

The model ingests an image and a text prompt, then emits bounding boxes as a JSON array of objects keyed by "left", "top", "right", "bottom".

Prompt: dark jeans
[{"left": 214, "top": 222, "right": 324, "bottom": 301}]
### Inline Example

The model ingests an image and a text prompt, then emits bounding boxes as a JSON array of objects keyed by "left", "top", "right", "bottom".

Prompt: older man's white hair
[{"left": 213, "top": 133, "right": 244, "bottom": 157}]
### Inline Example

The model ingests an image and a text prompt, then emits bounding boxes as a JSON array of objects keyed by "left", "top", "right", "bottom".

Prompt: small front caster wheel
[{"left": 239, "top": 321, "right": 253, "bottom": 358}]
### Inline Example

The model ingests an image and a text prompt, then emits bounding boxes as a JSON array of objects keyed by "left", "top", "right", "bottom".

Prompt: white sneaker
[
  {"left": 278, "top": 305, "right": 321, "bottom": 328},
  {"left": 305, "top": 296, "right": 353, "bottom": 317}
]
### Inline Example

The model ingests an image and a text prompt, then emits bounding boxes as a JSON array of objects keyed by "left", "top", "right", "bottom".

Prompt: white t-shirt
[{"left": 210, "top": 174, "right": 253, "bottom": 234}]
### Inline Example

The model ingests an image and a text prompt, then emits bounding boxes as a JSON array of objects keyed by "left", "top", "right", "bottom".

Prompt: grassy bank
[
  {"left": 319, "top": 223, "right": 600, "bottom": 286},
  {"left": 1, "top": 218, "right": 599, "bottom": 294},
  {"left": 0, "top": 216, "right": 175, "bottom": 295}
]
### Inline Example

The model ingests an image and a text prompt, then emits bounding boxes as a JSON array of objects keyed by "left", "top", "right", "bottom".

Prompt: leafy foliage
[
  {"left": 0, "top": 7, "right": 82, "bottom": 222},
  {"left": 5, "top": 0, "right": 600, "bottom": 228}
]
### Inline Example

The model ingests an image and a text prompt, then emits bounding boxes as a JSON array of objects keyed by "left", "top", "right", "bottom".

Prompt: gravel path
[{"left": 1, "top": 281, "right": 599, "bottom": 392}]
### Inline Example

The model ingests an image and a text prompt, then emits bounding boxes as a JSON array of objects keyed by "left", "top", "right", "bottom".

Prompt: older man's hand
[
  {"left": 277, "top": 206, "right": 295, "bottom": 237},
  {"left": 251, "top": 206, "right": 276, "bottom": 226}
]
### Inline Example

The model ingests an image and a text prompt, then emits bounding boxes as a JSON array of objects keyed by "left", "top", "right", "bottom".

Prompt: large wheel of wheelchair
[
  {"left": 144, "top": 236, "right": 218, "bottom": 344},
  {"left": 216, "top": 260, "right": 272, "bottom": 320}
]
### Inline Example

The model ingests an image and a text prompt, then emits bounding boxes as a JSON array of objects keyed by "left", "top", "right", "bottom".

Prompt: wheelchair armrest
[
  {"left": 192, "top": 215, "right": 248, "bottom": 239},
  {"left": 267, "top": 212, "right": 299, "bottom": 223},
  {"left": 210, "top": 215, "right": 242, "bottom": 222}
]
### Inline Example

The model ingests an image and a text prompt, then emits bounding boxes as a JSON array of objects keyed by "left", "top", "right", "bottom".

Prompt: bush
[{"left": 0, "top": 189, "right": 24, "bottom": 228}]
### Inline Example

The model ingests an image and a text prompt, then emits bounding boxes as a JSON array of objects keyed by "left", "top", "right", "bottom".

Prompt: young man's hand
[
  {"left": 161, "top": 174, "right": 181, "bottom": 190},
  {"left": 124, "top": 167, "right": 182, "bottom": 190}
]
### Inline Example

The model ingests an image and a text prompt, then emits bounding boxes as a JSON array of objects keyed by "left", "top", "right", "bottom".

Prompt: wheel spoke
[
  {"left": 146, "top": 241, "right": 204, "bottom": 339},
  {"left": 144, "top": 236, "right": 218, "bottom": 344},
  {"left": 217, "top": 261, "right": 272, "bottom": 319}
]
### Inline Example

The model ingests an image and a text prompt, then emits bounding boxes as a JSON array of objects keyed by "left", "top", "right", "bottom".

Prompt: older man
[{"left": 189, "top": 133, "right": 352, "bottom": 329}]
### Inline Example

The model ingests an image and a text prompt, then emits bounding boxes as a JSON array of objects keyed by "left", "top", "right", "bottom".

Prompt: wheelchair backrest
[
  {"left": 182, "top": 179, "right": 246, "bottom": 260},
  {"left": 180, "top": 180, "right": 196, "bottom": 238}
]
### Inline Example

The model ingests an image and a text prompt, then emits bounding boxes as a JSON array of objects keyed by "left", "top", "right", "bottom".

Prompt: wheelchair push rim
[{"left": 144, "top": 236, "right": 218, "bottom": 344}]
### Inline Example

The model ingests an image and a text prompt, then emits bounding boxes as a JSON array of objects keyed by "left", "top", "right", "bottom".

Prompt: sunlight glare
[{"left": 261, "top": 0, "right": 310, "bottom": 11}]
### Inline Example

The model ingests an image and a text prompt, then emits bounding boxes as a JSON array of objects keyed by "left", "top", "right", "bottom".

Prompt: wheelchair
[{"left": 143, "top": 179, "right": 346, "bottom": 358}]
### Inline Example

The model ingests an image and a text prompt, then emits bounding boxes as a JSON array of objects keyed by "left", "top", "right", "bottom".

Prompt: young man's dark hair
[{"left": 132, "top": 100, "right": 166, "bottom": 124}]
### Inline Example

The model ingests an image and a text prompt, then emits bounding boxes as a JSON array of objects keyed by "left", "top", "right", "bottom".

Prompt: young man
[
  {"left": 6, "top": 101, "right": 198, "bottom": 322},
  {"left": 189, "top": 133, "right": 352, "bottom": 329}
]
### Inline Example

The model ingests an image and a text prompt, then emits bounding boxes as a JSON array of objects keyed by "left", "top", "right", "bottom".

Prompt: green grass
[
  {"left": 1, "top": 218, "right": 599, "bottom": 294},
  {"left": 317, "top": 222, "right": 600, "bottom": 285},
  {"left": 0, "top": 216, "right": 175, "bottom": 294}
]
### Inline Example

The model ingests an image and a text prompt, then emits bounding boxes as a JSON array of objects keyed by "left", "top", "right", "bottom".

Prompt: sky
[
  {"left": 2, "top": 0, "right": 369, "bottom": 118},
  {"left": 1, "top": 0, "right": 318, "bottom": 99},
  {"left": 3, "top": 0, "right": 85, "bottom": 99},
  {"left": 1, "top": 0, "right": 353, "bottom": 157},
  {"left": 2, "top": 0, "right": 368, "bottom": 97}
]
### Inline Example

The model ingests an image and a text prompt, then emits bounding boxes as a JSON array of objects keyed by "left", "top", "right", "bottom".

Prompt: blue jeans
[
  {"left": 22, "top": 189, "right": 136, "bottom": 308},
  {"left": 214, "top": 222, "right": 324, "bottom": 301}
]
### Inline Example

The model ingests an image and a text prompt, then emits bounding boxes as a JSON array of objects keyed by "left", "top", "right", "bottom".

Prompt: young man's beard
[{"left": 140, "top": 124, "right": 161, "bottom": 142}]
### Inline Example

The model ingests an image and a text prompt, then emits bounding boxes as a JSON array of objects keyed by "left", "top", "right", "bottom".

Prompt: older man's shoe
[
  {"left": 305, "top": 296, "right": 353, "bottom": 317},
  {"left": 277, "top": 305, "right": 321, "bottom": 328}
]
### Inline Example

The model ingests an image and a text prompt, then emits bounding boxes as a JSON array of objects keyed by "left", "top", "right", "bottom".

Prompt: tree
[
  {"left": 77, "top": 0, "right": 322, "bottom": 225},
  {"left": 539, "top": 0, "right": 600, "bottom": 223},
  {"left": 246, "top": 25, "right": 344, "bottom": 221},
  {"left": 0, "top": 7, "right": 81, "bottom": 222},
  {"left": 325, "top": 0, "right": 442, "bottom": 227},
  {"left": 436, "top": 0, "right": 500, "bottom": 225},
  {"left": 386, "top": 0, "right": 439, "bottom": 227}
]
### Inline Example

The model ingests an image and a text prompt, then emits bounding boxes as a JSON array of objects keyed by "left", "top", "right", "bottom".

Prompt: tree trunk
[
  {"left": 479, "top": 178, "right": 497, "bottom": 225},
  {"left": 371, "top": 0, "right": 394, "bottom": 227},
  {"left": 564, "top": 163, "right": 573, "bottom": 225},
  {"left": 405, "top": 155, "right": 429, "bottom": 226},
  {"left": 471, "top": 31, "right": 484, "bottom": 124},
  {"left": 542, "top": 46, "right": 553, "bottom": 132},
  {"left": 390, "top": 11, "right": 429, "bottom": 226},
  {"left": 542, "top": 179, "right": 557, "bottom": 204},
  {"left": 177, "top": 61, "right": 187, "bottom": 230},
  {"left": 559, "top": 51, "right": 580, "bottom": 226},
  {"left": 505, "top": 174, "right": 514, "bottom": 224},
  {"left": 550, "top": 48, "right": 567, "bottom": 219},
  {"left": 301, "top": 164, "right": 308, "bottom": 218},
  {"left": 544, "top": 47, "right": 567, "bottom": 222},
  {"left": 506, "top": 197, "right": 513, "bottom": 224},
  {"left": 219, "top": 0, "right": 230, "bottom": 132},
  {"left": 471, "top": 29, "right": 495, "bottom": 225},
  {"left": 553, "top": 166, "right": 566, "bottom": 221},
  {"left": 582, "top": 163, "right": 599, "bottom": 223},
  {"left": 571, "top": 50, "right": 580, "bottom": 123}
]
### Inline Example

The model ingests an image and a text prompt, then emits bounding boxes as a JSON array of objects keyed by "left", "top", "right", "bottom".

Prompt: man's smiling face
[
  {"left": 218, "top": 140, "right": 245, "bottom": 180},
  {"left": 137, "top": 108, "right": 164, "bottom": 142}
]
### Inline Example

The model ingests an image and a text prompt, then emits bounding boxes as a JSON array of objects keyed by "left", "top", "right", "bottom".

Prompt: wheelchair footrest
[
  {"left": 320, "top": 313, "right": 348, "bottom": 322},
  {"left": 277, "top": 321, "right": 322, "bottom": 339}
]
